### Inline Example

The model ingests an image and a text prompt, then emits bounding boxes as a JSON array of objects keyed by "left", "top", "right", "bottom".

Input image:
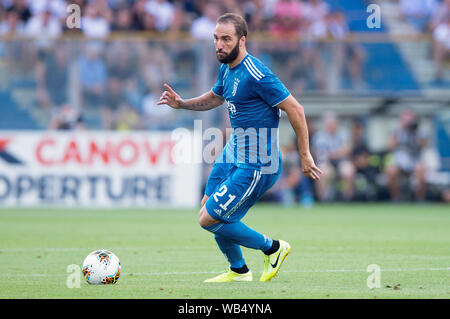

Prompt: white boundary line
[
  {"left": 130, "top": 267, "right": 450, "bottom": 276},
  {"left": 4, "top": 267, "right": 450, "bottom": 278}
]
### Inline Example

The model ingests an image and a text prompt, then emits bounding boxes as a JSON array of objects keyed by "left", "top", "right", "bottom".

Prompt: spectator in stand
[
  {"left": 141, "top": 12, "right": 157, "bottom": 31},
  {"left": 176, "top": 0, "right": 199, "bottom": 16},
  {"left": 241, "top": 0, "right": 260, "bottom": 28},
  {"left": 274, "top": 138, "right": 303, "bottom": 206},
  {"left": 35, "top": 43, "right": 69, "bottom": 109},
  {"left": 431, "top": 13, "right": 450, "bottom": 84},
  {"left": 350, "top": 120, "right": 378, "bottom": 201},
  {"left": 78, "top": 42, "right": 107, "bottom": 110},
  {"left": 301, "top": 0, "right": 330, "bottom": 30},
  {"left": 105, "top": 42, "right": 140, "bottom": 113},
  {"left": 220, "top": 0, "right": 243, "bottom": 15},
  {"left": 190, "top": 1, "right": 221, "bottom": 40},
  {"left": 29, "top": 0, "right": 66, "bottom": 22},
  {"left": 350, "top": 119, "right": 367, "bottom": 157},
  {"left": 268, "top": 132, "right": 317, "bottom": 206},
  {"left": 105, "top": 42, "right": 136, "bottom": 85},
  {"left": 114, "top": 103, "right": 140, "bottom": 131},
  {"left": 25, "top": 6, "right": 62, "bottom": 40},
  {"left": 102, "top": 76, "right": 125, "bottom": 129},
  {"left": 145, "top": 0, "right": 174, "bottom": 32},
  {"left": 95, "top": 0, "right": 114, "bottom": 21},
  {"left": 138, "top": 43, "right": 174, "bottom": 94},
  {"left": 81, "top": 1, "right": 112, "bottom": 38},
  {"left": 398, "top": 0, "right": 438, "bottom": 32},
  {"left": 69, "top": 0, "right": 87, "bottom": 9},
  {"left": 106, "top": 0, "right": 130, "bottom": 11},
  {"left": 49, "top": 104, "right": 85, "bottom": 130},
  {"left": 167, "top": 2, "right": 193, "bottom": 35},
  {"left": 262, "top": 0, "right": 279, "bottom": 20},
  {"left": 269, "top": 0, "right": 302, "bottom": 38},
  {"left": 3, "top": 0, "right": 32, "bottom": 23},
  {"left": 295, "top": 0, "right": 330, "bottom": 91},
  {"left": 0, "top": 7, "right": 25, "bottom": 36},
  {"left": 312, "top": 111, "right": 354, "bottom": 201},
  {"left": 132, "top": 0, "right": 150, "bottom": 30},
  {"left": 429, "top": 0, "right": 450, "bottom": 31},
  {"left": 300, "top": 0, "right": 329, "bottom": 43},
  {"left": 328, "top": 11, "right": 366, "bottom": 90},
  {"left": 141, "top": 88, "right": 177, "bottom": 130},
  {"left": 112, "top": 5, "right": 135, "bottom": 31},
  {"left": 268, "top": 0, "right": 304, "bottom": 89},
  {"left": 244, "top": 0, "right": 267, "bottom": 32},
  {"left": 385, "top": 109, "right": 428, "bottom": 201},
  {"left": 190, "top": 1, "right": 223, "bottom": 90}
]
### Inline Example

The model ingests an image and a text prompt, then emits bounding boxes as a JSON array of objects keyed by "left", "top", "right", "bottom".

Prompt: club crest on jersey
[
  {"left": 232, "top": 78, "right": 240, "bottom": 96},
  {"left": 226, "top": 100, "right": 237, "bottom": 115}
]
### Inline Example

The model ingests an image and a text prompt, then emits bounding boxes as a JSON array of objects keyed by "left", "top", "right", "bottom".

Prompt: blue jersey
[{"left": 212, "top": 53, "right": 291, "bottom": 174}]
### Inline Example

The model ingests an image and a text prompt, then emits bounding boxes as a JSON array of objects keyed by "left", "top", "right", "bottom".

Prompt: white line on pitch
[
  {"left": 129, "top": 267, "right": 450, "bottom": 276},
  {"left": 4, "top": 267, "right": 450, "bottom": 278}
]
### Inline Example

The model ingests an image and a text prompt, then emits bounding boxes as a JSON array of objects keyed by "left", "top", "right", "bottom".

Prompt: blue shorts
[{"left": 204, "top": 162, "right": 281, "bottom": 223}]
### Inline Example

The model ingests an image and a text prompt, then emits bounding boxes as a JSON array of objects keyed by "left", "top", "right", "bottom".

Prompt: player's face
[{"left": 214, "top": 23, "right": 241, "bottom": 64}]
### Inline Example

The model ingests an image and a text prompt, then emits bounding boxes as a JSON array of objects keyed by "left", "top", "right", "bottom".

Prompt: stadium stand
[
  {"left": 0, "top": 0, "right": 449, "bottom": 202},
  {"left": 0, "top": 91, "right": 39, "bottom": 129}
]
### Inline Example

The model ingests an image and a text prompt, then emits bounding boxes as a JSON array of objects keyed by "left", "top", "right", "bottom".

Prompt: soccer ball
[{"left": 82, "top": 250, "right": 121, "bottom": 285}]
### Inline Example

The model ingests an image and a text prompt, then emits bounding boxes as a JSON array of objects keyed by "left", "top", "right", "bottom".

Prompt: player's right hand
[
  {"left": 301, "top": 152, "right": 322, "bottom": 180},
  {"left": 157, "top": 83, "right": 184, "bottom": 109}
]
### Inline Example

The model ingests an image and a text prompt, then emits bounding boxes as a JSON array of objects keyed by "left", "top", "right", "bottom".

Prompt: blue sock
[
  {"left": 203, "top": 221, "right": 273, "bottom": 251},
  {"left": 214, "top": 234, "right": 246, "bottom": 269}
]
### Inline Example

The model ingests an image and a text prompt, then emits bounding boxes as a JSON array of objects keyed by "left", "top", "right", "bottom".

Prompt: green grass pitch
[{"left": 0, "top": 204, "right": 449, "bottom": 299}]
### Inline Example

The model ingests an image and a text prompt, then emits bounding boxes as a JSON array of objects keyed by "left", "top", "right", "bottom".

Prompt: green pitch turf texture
[{"left": 0, "top": 204, "right": 449, "bottom": 299}]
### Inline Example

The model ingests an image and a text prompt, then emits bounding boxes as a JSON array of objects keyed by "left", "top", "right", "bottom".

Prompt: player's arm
[
  {"left": 277, "top": 95, "right": 322, "bottom": 180},
  {"left": 157, "top": 83, "right": 224, "bottom": 111}
]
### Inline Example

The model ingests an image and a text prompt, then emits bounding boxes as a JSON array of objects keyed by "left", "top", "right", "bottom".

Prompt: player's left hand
[{"left": 301, "top": 152, "right": 322, "bottom": 180}]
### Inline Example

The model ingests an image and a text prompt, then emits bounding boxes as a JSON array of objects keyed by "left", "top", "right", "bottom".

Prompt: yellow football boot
[
  {"left": 204, "top": 268, "right": 253, "bottom": 283},
  {"left": 259, "top": 240, "right": 291, "bottom": 282}
]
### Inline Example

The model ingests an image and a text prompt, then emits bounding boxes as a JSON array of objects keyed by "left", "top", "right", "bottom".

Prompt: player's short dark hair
[{"left": 216, "top": 13, "right": 248, "bottom": 39}]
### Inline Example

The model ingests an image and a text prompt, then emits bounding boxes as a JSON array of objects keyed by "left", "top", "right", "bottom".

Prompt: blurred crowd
[
  {"left": 0, "top": 0, "right": 447, "bottom": 85},
  {"left": 0, "top": 0, "right": 358, "bottom": 38},
  {"left": 268, "top": 108, "right": 450, "bottom": 204},
  {"left": 0, "top": 0, "right": 449, "bottom": 203},
  {"left": 398, "top": 0, "right": 450, "bottom": 33},
  {"left": 0, "top": 0, "right": 450, "bottom": 109},
  {"left": 0, "top": 0, "right": 448, "bottom": 37},
  {"left": 0, "top": 0, "right": 374, "bottom": 130},
  {"left": 395, "top": 0, "right": 450, "bottom": 83},
  {"left": 33, "top": 39, "right": 195, "bottom": 130}
]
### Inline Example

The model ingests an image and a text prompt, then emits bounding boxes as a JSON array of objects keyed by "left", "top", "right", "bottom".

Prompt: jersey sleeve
[
  {"left": 255, "top": 72, "right": 291, "bottom": 107},
  {"left": 211, "top": 64, "right": 226, "bottom": 97}
]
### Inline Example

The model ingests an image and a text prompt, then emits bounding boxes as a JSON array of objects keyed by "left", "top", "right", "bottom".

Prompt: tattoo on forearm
[
  {"left": 181, "top": 96, "right": 219, "bottom": 111},
  {"left": 184, "top": 101, "right": 212, "bottom": 110}
]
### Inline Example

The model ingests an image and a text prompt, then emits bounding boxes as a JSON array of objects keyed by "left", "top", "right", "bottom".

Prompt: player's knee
[
  {"left": 198, "top": 206, "right": 219, "bottom": 228},
  {"left": 199, "top": 217, "right": 211, "bottom": 229}
]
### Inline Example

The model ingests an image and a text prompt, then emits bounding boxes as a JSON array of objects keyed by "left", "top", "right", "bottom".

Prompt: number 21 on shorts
[{"left": 213, "top": 185, "right": 236, "bottom": 211}]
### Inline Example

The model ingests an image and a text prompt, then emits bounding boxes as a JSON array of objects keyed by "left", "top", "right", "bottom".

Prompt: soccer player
[{"left": 158, "top": 13, "right": 322, "bottom": 282}]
